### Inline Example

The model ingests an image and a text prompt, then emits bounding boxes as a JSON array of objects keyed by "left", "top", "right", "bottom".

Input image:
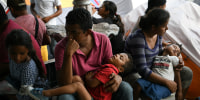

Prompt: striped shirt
[{"left": 125, "top": 29, "right": 162, "bottom": 78}]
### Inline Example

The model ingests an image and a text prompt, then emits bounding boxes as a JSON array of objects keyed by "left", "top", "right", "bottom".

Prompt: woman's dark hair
[
  {"left": 103, "top": 1, "right": 125, "bottom": 35},
  {"left": 7, "top": 0, "right": 27, "bottom": 11},
  {"left": 139, "top": 8, "right": 170, "bottom": 31},
  {"left": 0, "top": 4, "right": 8, "bottom": 25},
  {"left": 66, "top": 8, "right": 92, "bottom": 32},
  {"left": 145, "top": 0, "right": 166, "bottom": 14},
  {"left": 5, "top": 29, "right": 45, "bottom": 78}
]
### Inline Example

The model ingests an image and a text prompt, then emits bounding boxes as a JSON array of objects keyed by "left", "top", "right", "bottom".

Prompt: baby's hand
[
  {"left": 85, "top": 71, "right": 95, "bottom": 80},
  {"left": 174, "top": 58, "right": 184, "bottom": 71}
]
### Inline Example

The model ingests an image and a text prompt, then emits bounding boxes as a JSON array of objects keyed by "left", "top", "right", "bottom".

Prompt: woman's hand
[
  {"left": 92, "top": 6, "right": 97, "bottom": 15},
  {"left": 165, "top": 80, "right": 177, "bottom": 93},
  {"left": 104, "top": 73, "right": 122, "bottom": 93}
]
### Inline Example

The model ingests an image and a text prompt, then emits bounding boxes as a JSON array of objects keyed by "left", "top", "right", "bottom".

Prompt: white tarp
[
  {"left": 121, "top": 0, "right": 200, "bottom": 67},
  {"left": 0, "top": 0, "right": 8, "bottom": 11},
  {"left": 164, "top": 1, "right": 200, "bottom": 68}
]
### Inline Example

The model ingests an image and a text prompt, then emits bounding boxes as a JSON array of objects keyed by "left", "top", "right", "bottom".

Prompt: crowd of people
[{"left": 0, "top": 0, "right": 193, "bottom": 100}]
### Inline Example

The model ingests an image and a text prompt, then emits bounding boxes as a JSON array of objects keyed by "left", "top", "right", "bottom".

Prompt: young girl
[{"left": 5, "top": 29, "right": 46, "bottom": 100}]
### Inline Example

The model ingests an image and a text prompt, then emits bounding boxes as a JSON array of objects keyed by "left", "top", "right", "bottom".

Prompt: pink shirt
[
  {"left": 88, "top": 64, "right": 119, "bottom": 100},
  {"left": 55, "top": 31, "right": 113, "bottom": 76},
  {"left": 14, "top": 14, "right": 47, "bottom": 46},
  {"left": 0, "top": 20, "right": 46, "bottom": 74}
]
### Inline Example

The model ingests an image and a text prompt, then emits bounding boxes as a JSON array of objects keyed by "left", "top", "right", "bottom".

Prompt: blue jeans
[
  {"left": 58, "top": 81, "right": 133, "bottom": 100},
  {"left": 112, "top": 81, "right": 133, "bottom": 100},
  {"left": 137, "top": 79, "right": 171, "bottom": 100}
]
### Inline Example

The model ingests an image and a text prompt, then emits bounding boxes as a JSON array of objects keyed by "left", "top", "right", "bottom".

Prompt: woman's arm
[
  {"left": 148, "top": 72, "right": 177, "bottom": 93},
  {"left": 125, "top": 32, "right": 152, "bottom": 78}
]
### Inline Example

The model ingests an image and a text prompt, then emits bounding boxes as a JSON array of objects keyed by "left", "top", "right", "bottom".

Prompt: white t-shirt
[
  {"left": 31, "top": 0, "right": 61, "bottom": 25},
  {"left": 152, "top": 55, "right": 179, "bottom": 81}
]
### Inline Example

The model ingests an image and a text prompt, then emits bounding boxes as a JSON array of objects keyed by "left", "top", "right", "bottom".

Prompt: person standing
[
  {"left": 30, "top": 0, "right": 62, "bottom": 25},
  {"left": 31, "top": 0, "right": 62, "bottom": 59},
  {"left": 7, "top": 0, "right": 50, "bottom": 46}
]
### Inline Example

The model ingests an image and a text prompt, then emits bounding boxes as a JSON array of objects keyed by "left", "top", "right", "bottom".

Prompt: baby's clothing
[
  {"left": 152, "top": 55, "right": 179, "bottom": 81},
  {"left": 9, "top": 58, "right": 38, "bottom": 100}
]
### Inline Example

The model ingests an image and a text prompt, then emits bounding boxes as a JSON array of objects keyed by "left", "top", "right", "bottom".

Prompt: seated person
[
  {"left": 134, "top": 43, "right": 183, "bottom": 100},
  {"left": 28, "top": 53, "right": 133, "bottom": 100},
  {"left": 54, "top": 8, "right": 133, "bottom": 100},
  {"left": 92, "top": 1, "right": 125, "bottom": 54},
  {"left": 124, "top": 8, "right": 192, "bottom": 100},
  {"left": 7, "top": 0, "right": 50, "bottom": 46},
  {"left": 5, "top": 29, "right": 46, "bottom": 100}
]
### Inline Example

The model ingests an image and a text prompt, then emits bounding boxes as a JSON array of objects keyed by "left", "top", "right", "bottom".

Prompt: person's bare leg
[
  {"left": 43, "top": 82, "right": 91, "bottom": 100},
  {"left": 182, "top": 88, "right": 189, "bottom": 99},
  {"left": 76, "top": 82, "right": 92, "bottom": 100},
  {"left": 72, "top": 75, "right": 83, "bottom": 83},
  {"left": 133, "top": 82, "right": 142, "bottom": 100}
]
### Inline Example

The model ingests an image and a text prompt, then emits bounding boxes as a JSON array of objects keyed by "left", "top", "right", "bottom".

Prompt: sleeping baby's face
[{"left": 165, "top": 44, "right": 181, "bottom": 56}]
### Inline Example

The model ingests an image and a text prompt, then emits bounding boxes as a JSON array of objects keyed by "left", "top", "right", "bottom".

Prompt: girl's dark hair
[
  {"left": 145, "top": 0, "right": 166, "bottom": 14},
  {"left": 7, "top": 0, "right": 27, "bottom": 11},
  {"left": 0, "top": 4, "right": 8, "bottom": 25},
  {"left": 66, "top": 8, "right": 92, "bottom": 32},
  {"left": 139, "top": 8, "right": 170, "bottom": 31},
  {"left": 103, "top": 1, "right": 125, "bottom": 35},
  {"left": 5, "top": 29, "right": 45, "bottom": 78}
]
